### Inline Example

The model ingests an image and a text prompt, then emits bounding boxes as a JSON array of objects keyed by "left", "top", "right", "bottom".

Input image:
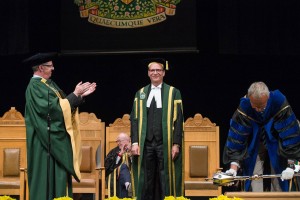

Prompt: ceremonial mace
[{"left": 205, "top": 171, "right": 300, "bottom": 190}]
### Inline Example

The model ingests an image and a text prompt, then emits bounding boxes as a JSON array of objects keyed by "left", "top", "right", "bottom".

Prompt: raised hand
[
  {"left": 73, "top": 81, "right": 97, "bottom": 97},
  {"left": 81, "top": 82, "right": 97, "bottom": 97}
]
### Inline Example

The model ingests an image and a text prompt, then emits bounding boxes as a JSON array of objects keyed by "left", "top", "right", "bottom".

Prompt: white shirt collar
[
  {"left": 151, "top": 83, "right": 162, "bottom": 89},
  {"left": 147, "top": 83, "right": 162, "bottom": 108}
]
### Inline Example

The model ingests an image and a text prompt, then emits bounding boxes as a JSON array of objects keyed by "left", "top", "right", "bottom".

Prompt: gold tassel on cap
[{"left": 166, "top": 60, "right": 169, "bottom": 70}]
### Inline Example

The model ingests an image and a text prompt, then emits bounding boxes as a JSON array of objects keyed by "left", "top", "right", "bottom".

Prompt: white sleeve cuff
[{"left": 231, "top": 161, "right": 240, "bottom": 168}]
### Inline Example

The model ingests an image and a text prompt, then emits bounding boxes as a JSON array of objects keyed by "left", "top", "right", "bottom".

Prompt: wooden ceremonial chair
[
  {"left": 0, "top": 107, "right": 27, "bottom": 200},
  {"left": 105, "top": 114, "right": 131, "bottom": 155},
  {"left": 104, "top": 114, "right": 131, "bottom": 198},
  {"left": 184, "top": 113, "right": 222, "bottom": 197},
  {"left": 72, "top": 112, "right": 105, "bottom": 200}
]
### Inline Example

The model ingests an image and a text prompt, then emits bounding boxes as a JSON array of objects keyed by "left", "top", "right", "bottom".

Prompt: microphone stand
[{"left": 46, "top": 84, "right": 51, "bottom": 200}]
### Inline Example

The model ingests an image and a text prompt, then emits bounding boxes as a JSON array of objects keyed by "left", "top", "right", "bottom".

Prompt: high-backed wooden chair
[
  {"left": 105, "top": 114, "right": 130, "bottom": 155},
  {"left": 184, "top": 113, "right": 222, "bottom": 196},
  {"left": 72, "top": 112, "right": 105, "bottom": 200},
  {"left": 0, "top": 107, "right": 26, "bottom": 200},
  {"left": 104, "top": 114, "right": 131, "bottom": 198}
]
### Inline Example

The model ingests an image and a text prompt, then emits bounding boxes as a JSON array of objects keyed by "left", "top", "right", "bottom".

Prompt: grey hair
[{"left": 247, "top": 82, "right": 270, "bottom": 98}]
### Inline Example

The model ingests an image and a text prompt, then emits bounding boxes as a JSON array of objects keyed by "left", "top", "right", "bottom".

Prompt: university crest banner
[{"left": 61, "top": 0, "right": 197, "bottom": 53}]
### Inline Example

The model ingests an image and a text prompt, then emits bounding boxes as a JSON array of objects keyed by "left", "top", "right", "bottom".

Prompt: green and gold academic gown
[
  {"left": 130, "top": 83, "right": 184, "bottom": 200},
  {"left": 25, "top": 77, "right": 82, "bottom": 200}
]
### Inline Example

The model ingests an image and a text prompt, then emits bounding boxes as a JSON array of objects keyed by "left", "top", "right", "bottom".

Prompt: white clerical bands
[{"left": 146, "top": 86, "right": 162, "bottom": 108}]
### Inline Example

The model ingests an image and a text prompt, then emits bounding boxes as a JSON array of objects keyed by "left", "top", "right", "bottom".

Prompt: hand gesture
[
  {"left": 281, "top": 167, "right": 294, "bottom": 181},
  {"left": 73, "top": 81, "right": 97, "bottom": 97},
  {"left": 81, "top": 82, "right": 97, "bottom": 97},
  {"left": 131, "top": 144, "right": 140, "bottom": 156},
  {"left": 172, "top": 144, "right": 180, "bottom": 160},
  {"left": 225, "top": 168, "right": 237, "bottom": 176}
]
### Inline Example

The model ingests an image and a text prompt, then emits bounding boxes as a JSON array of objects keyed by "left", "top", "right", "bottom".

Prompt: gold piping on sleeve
[
  {"left": 138, "top": 88, "right": 144, "bottom": 179},
  {"left": 173, "top": 100, "right": 182, "bottom": 123},
  {"left": 167, "top": 87, "right": 174, "bottom": 194},
  {"left": 274, "top": 105, "right": 290, "bottom": 117},
  {"left": 134, "top": 98, "right": 137, "bottom": 118},
  {"left": 113, "top": 168, "right": 117, "bottom": 197},
  {"left": 108, "top": 173, "right": 111, "bottom": 197},
  {"left": 237, "top": 109, "right": 259, "bottom": 123}
]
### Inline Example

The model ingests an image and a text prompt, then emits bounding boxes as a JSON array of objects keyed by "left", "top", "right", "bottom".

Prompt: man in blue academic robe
[{"left": 223, "top": 81, "right": 300, "bottom": 191}]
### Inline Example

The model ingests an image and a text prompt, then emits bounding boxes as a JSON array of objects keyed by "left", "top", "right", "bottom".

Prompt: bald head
[
  {"left": 116, "top": 132, "right": 131, "bottom": 143},
  {"left": 116, "top": 132, "right": 131, "bottom": 151}
]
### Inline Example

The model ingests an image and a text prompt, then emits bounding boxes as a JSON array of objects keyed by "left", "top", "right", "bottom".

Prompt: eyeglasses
[
  {"left": 148, "top": 69, "right": 163, "bottom": 73},
  {"left": 42, "top": 64, "right": 54, "bottom": 68}
]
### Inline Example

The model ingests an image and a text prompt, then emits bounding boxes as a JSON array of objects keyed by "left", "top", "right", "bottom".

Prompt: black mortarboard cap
[
  {"left": 23, "top": 52, "right": 58, "bottom": 67},
  {"left": 143, "top": 58, "right": 169, "bottom": 70}
]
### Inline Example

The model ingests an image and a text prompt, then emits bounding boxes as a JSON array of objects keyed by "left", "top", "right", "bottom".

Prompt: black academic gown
[{"left": 105, "top": 146, "right": 131, "bottom": 198}]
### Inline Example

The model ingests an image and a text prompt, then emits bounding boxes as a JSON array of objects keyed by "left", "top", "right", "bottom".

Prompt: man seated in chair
[{"left": 105, "top": 132, "right": 132, "bottom": 198}]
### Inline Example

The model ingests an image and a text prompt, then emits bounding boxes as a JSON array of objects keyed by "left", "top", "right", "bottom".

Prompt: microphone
[
  {"left": 47, "top": 79, "right": 52, "bottom": 137},
  {"left": 46, "top": 79, "right": 52, "bottom": 200}
]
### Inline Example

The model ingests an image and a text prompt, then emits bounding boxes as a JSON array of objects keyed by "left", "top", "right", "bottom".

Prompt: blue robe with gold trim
[{"left": 223, "top": 90, "right": 300, "bottom": 191}]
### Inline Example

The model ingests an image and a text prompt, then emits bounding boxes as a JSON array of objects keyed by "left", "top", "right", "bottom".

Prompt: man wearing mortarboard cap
[
  {"left": 23, "top": 53, "right": 97, "bottom": 200},
  {"left": 130, "top": 58, "right": 184, "bottom": 200}
]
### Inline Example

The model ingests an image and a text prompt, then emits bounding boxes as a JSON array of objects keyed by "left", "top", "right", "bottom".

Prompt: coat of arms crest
[{"left": 74, "top": 0, "right": 182, "bottom": 28}]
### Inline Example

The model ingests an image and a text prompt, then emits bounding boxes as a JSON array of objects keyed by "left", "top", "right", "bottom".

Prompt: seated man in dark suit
[{"left": 105, "top": 132, "right": 132, "bottom": 198}]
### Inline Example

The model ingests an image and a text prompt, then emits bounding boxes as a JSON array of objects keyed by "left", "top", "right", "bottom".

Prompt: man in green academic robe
[
  {"left": 24, "top": 53, "right": 96, "bottom": 200},
  {"left": 130, "top": 58, "right": 184, "bottom": 200}
]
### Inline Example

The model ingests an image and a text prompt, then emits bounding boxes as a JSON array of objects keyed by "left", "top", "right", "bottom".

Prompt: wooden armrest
[{"left": 95, "top": 167, "right": 106, "bottom": 200}]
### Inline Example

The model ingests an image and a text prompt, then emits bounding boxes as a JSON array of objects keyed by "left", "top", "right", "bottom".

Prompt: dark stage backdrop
[
  {"left": 60, "top": 0, "right": 197, "bottom": 53},
  {"left": 218, "top": 0, "right": 300, "bottom": 55},
  {"left": 0, "top": 0, "right": 29, "bottom": 55}
]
